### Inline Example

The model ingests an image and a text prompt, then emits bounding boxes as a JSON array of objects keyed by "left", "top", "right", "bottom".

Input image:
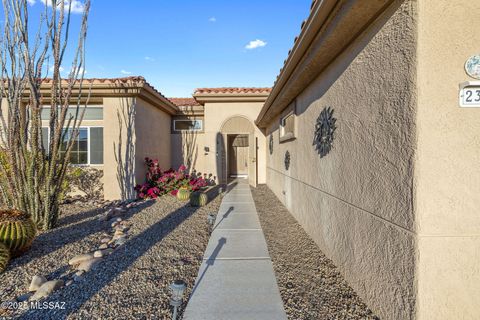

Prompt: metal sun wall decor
[
  {"left": 269, "top": 134, "right": 274, "bottom": 155},
  {"left": 284, "top": 150, "right": 290, "bottom": 170},
  {"left": 313, "top": 106, "right": 336, "bottom": 158}
]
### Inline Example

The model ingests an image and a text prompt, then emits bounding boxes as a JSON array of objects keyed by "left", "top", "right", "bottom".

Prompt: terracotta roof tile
[
  {"left": 168, "top": 97, "right": 201, "bottom": 107},
  {"left": 39, "top": 76, "right": 176, "bottom": 108},
  {"left": 194, "top": 87, "right": 271, "bottom": 95}
]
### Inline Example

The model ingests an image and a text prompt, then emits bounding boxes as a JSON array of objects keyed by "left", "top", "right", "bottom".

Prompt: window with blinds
[{"left": 41, "top": 127, "right": 103, "bottom": 165}]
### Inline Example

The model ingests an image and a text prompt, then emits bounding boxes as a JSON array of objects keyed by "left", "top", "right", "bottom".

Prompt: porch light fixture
[
  {"left": 169, "top": 279, "right": 186, "bottom": 320},
  {"left": 207, "top": 213, "right": 216, "bottom": 226}
]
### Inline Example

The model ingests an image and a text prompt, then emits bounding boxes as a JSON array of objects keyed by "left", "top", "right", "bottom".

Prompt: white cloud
[
  {"left": 144, "top": 56, "right": 155, "bottom": 62},
  {"left": 49, "top": 65, "right": 65, "bottom": 73},
  {"left": 245, "top": 39, "right": 267, "bottom": 50},
  {"left": 209, "top": 17, "right": 216, "bottom": 22},
  {"left": 71, "top": 66, "right": 86, "bottom": 75},
  {"left": 120, "top": 70, "right": 132, "bottom": 75},
  {"left": 40, "top": 0, "right": 85, "bottom": 14},
  {"left": 27, "top": 0, "right": 36, "bottom": 5}
]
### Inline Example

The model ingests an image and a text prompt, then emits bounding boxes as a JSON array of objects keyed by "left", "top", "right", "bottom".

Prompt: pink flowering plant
[{"left": 135, "top": 158, "right": 216, "bottom": 199}]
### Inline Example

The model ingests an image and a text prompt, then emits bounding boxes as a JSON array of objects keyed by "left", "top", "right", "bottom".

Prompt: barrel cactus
[
  {"left": 176, "top": 188, "right": 191, "bottom": 201},
  {"left": 0, "top": 241, "right": 10, "bottom": 273},
  {"left": 190, "top": 192, "right": 208, "bottom": 207},
  {"left": 0, "top": 209, "right": 36, "bottom": 257}
]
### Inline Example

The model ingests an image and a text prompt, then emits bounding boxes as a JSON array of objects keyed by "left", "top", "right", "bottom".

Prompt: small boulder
[
  {"left": 17, "top": 293, "right": 33, "bottom": 302},
  {"left": 68, "top": 253, "right": 94, "bottom": 266},
  {"left": 77, "top": 258, "right": 102, "bottom": 272},
  {"left": 100, "top": 238, "right": 110, "bottom": 244},
  {"left": 114, "top": 229, "right": 124, "bottom": 236},
  {"left": 28, "top": 275, "right": 47, "bottom": 292},
  {"left": 30, "top": 280, "right": 64, "bottom": 301},
  {"left": 112, "top": 234, "right": 126, "bottom": 241},
  {"left": 99, "top": 244, "right": 108, "bottom": 250}
]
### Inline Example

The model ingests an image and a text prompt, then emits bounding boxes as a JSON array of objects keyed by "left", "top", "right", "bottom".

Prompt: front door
[{"left": 228, "top": 134, "right": 249, "bottom": 178}]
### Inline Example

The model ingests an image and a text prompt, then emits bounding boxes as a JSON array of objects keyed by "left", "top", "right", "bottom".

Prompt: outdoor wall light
[
  {"left": 169, "top": 279, "right": 186, "bottom": 320},
  {"left": 207, "top": 213, "right": 216, "bottom": 226}
]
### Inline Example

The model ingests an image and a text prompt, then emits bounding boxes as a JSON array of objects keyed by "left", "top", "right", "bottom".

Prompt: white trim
[{"left": 42, "top": 126, "right": 104, "bottom": 165}]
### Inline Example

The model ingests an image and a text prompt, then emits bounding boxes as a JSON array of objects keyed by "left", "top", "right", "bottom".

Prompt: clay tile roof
[
  {"left": 194, "top": 87, "right": 272, "bottom": 95},
  {"left": 168, "top": 97, "right": 201, "bottom": 107}
]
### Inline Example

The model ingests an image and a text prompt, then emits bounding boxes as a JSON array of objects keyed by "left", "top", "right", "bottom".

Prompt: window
[
  {"left": 41, "top": 106, "right": 103, "bottom": 121},
  {"left": 173, "top": 119, "right": 203, "bottom": 132},
  {"left": 41, "top": 127, "right": 103, "bottom": 165},
  {"left": 280, "top": 111, "right": 295, "bottom": 142}
]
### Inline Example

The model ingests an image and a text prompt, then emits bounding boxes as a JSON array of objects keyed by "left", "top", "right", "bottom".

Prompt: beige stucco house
[{"left": 32, "top": 0, "right": 479, "bottom": 319}]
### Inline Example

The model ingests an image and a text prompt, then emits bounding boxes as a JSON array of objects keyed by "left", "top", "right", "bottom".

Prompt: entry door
[{"left": 248, "top": 133, "right": 257, "bottom": 187}]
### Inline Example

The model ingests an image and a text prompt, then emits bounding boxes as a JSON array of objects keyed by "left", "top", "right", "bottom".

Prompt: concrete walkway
[{"left": 184, "top": 179, "right": 287, "bottom": 320}]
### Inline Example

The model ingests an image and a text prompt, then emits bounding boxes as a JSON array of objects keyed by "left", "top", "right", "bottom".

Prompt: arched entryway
[{"left": 217, "top": 115, "right": 257, "bottom": 186}]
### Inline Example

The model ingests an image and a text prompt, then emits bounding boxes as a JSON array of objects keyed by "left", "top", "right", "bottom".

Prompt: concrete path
[{"left": 183, "top": 179, "right": 287, "bottom": 320}]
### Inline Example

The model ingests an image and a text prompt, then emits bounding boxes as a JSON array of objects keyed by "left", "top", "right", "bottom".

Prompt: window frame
[
  {"left": 279, "top": 107, "right": 296, "bottom": 143},
  {"left": 173, "top": 119, "right": 203, "bottom": 132},
  {"left": 42, "top": 126, "right": 104, "bottom": 166}
]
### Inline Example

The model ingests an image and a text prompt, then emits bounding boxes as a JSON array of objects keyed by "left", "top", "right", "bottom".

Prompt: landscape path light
[
  {"left": 169, "top": 279, "right": 186, "bottom": 320},
  {"left": 207, "top": 213, "right": 216, "bottom": 227}
]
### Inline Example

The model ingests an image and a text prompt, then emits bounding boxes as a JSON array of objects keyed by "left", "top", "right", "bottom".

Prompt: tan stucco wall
[
  {"left": 265, "top": 2, "right": 417, "bottom": 319},
  {"left": 415, "top": 0, "right": 480, "bottom": 318},
  {"left": 103, "top": 96, "right": 171, "bottom": 200},
  {"left": 103, "top": 97, "right": 136, "bottom": 200},
  {"left": 135, "top": 97, "right": 171, "bottom": 186},
  {"left": 172, "top": 101, "right": 266, "bottom": 184}
]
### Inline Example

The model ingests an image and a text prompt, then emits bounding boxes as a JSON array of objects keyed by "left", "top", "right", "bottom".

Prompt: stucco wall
[
  {"left": 135, "top": 97, "right": 172, "bottom": 188},
  {"left": 415, "top": 0, "right": 480, "bottom": 318},
  {"left": 265, "top": 2, "right": 417, "bottom": 319},
  {"left": 172, "top": 101, "right": 266, "bottom": 184},
  {"left": 103, "top": 97, "right": 136, "bottom": 200}
]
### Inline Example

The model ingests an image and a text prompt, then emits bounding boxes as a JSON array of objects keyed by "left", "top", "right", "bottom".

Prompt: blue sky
[{"left": 22, "top": 0, "right": 311, "bottom": 97}]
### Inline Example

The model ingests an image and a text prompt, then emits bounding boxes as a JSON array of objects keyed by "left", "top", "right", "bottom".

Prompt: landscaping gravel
[
  {"left": 0, "top": 195, "right": 221, "bottom": 319},
  {"left": 251, "top": 184, "right": 379, "bottom": 320}
]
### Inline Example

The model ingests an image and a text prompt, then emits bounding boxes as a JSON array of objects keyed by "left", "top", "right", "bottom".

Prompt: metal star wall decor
[
  {"left": 269, "top": 134, "right": 274, "bottom": 155},
  {"left": 284, "top": 150, "right": 290, "bottom": 170},
  {"left": 313, "top": 107, "right": 336, "bottom": 157}
]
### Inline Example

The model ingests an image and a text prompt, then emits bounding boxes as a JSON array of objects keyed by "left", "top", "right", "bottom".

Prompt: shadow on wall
[
  {"left": 114, "top": 97, "right": 136, "bottom": 200},
  {"left": 215, "top": 132, "right": 225, "bottom": 184},
  {"left": 180, "top": 106, "right": 199, "bottom": 171}
]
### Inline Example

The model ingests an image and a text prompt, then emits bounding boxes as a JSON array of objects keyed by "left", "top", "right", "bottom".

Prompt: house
[
  {"left": 31, "top": 0, "right": 479, "bottom": 318},
  {"left": 254, "top": 0, "right": 479, "bottom": 320}
]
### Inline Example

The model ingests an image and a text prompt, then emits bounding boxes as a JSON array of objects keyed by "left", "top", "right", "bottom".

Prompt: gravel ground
[
  {"left": 0, "top": 195, "right": 221, "bottom": 319},
  {"left": 251, "top": 185, "right": 379, "bottom": 320}
]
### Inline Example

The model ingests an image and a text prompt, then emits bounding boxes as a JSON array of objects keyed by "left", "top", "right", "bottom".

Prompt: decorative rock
[
  {"left": 69, "top": 253, "right": 94, "bottom": 266},
  {"left": 77, "top": 258, "right": 102, "bottom": 272},
  {"left": 94, "top": 248, "right": 114, "bottom": 258},
  {"left": 100, "top": 238, "right": 110, "bottom": 244},
  {"left": 99, "top": 244, "right": 108, "bottom": 250},
  {"left": 17, "top": 293, "right": 32, "bottom": 302},
  {"left": 30, "top": 280, "right": 64, "bottom": 301},
  {"left": 112, "top": 234, "right": 126, "bottom": 241},
  {"left": 114, "top": 207, "right": 126, "bottom": 213},
  {"left": 115, "top": 237, "right": 127, "bottom": 245},
  {"left": 29, "top": 275, "right": 47, "bottom": 292},
  {"left": 65, "top": 280, "right": 73, "bottom": 287},
  {"left": 114, "top": 229, "right": 124, "bottom": 236}
]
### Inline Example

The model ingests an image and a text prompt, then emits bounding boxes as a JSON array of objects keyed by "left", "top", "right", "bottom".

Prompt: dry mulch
[
  {"left": 251, "top": 184, "right": 379, "bottom": 320},
  {"left": 0, "top": 195, "right": 221, "bottom": 319}
]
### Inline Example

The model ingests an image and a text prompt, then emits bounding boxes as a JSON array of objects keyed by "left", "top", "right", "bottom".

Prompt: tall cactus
[
  {"left": 0, "top": 209, "right": 36, "bottom": 257},
  {"left": 0, "top": 241, "right": 10, "bottom": 273}
]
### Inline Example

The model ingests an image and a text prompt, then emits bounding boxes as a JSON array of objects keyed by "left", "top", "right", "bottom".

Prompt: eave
[{"left": 255, "top": 0, "right": 395, "bottom": 128}]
